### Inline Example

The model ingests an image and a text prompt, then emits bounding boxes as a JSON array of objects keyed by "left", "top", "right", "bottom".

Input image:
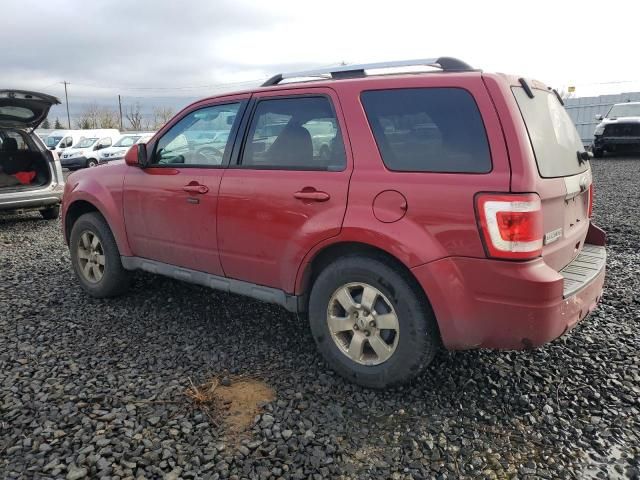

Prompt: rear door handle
[
  {"left": 183, "top": 184, "right": 209, "bottom": 194},
  {"left": 294, "top": 190, "right": 330, "bottom": 202}
]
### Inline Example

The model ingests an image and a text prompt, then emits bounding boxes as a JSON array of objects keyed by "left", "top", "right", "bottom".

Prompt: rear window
[
  {"left": 512, "top": 87, "right": 588, "bottom": 178},
  {"left": 360, "top": 88, "right": 491, "bottom": 173}
]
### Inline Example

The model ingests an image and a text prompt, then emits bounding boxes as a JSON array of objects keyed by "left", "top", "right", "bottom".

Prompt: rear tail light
[
  {"left": 475, "top": 193, "right": 543, "bottom": 260},
  {"left": 588, "top": 183, "right": 594, "bottom": 218}
]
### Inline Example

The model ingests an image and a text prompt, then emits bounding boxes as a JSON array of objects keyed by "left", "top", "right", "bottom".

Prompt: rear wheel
[
  {"left": 40, "top": 205, "right": 60, "bottom": 220},
  {"left": 308, "top": 255, "right": 439, "bottom": 388},
  {"left": 593, "top": 148, "right": 604, "bottom": 158},
  {"left": 70, "top": 212, "right": 130, "bottom": 297}
]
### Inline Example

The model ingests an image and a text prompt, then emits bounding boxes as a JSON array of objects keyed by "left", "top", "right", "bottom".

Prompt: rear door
[
  {"left": 511, "top": 85, "right": 592, "bottom": 270},
  {"left": 217, "top": 88, "right": 352, "bottom": 292}
]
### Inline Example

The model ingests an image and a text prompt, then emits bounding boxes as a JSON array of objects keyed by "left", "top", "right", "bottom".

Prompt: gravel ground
[{"left": 1, "top": 158, "right": 639, "bottom": 480}]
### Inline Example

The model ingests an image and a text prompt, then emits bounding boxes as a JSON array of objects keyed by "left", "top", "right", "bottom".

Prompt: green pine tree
[
  {"left": 42, "top": 118, "right": 51, "bottom": 129},
  {"left": 54, "top": 117, "right": 63, "bottom": 129}
]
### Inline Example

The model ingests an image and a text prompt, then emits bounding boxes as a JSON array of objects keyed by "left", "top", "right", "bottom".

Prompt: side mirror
[
  {"left": 124, "top": 143, "right": 147, "bottom": 167},
  {"left": 125, "top": 143, "right": 148, "bottom": 167},
  {"left": 595, "top": 114, "right": 603, "bottom": 121}
]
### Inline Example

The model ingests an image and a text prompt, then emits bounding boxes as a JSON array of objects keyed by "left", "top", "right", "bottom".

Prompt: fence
[{"left": 564, "top": 92, "right": 640, "bottom": 145}]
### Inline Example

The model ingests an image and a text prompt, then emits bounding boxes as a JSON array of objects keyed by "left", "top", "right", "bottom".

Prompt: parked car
[
  {"left": 592, "top": 102, "right": 640, "bottom": 157},
  {"left": 0, "top": 90, "right": 65, "bottom": 219},
  {"left": 99, "top": 133, "right": 154, "bottom": 163},
  {"left": 61, "top": 58, "right": 606, "bottom": 388},
  {"left": 59, "top": 129, "right": 120, "bottom": 169}
]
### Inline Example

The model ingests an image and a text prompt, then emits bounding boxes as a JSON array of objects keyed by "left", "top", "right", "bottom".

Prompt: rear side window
[
  {"left": 241, "top": 96, "right": 346, "bottom": 170},
  {"left": 512, "top": 87, "right": 587, "bottom": 178},
  {"left": 361, "top": 88, "right": 491, "bottom": 173}
]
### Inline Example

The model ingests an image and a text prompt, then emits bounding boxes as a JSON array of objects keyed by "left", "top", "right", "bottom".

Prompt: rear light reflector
[
  {"left": 476, "top": 193, "right": 543, "bottom": 260},
  {"left": 588, "top": 183, "right": 594, "bottom": 218}
]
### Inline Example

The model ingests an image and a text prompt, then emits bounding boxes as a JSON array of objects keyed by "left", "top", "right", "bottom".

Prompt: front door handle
[
  {"left": 183, "top": 184, "right": 209, "bottom": 194},
  {"left": 293, "top": 189, "right": 330, "bottom": 202}
]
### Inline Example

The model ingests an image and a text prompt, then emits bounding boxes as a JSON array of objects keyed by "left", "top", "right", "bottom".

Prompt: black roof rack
[{"left": 262, "top": 57, "right": 474, "bottom": 87}]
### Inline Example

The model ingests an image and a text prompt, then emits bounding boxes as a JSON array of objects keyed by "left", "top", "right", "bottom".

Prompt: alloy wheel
[
  {"left": 77, "top": 231, "right": 105, "bottom": 283},
  {"left": 326, "top": 282, "right": 400, "bottom": 366}
]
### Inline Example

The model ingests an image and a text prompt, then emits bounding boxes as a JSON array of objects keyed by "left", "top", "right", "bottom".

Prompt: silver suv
[{"left": 0, "top": 90, "right": 64, "bottom": 219}]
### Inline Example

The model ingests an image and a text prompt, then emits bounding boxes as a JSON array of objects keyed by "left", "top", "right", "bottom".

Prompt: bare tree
[
  {"left": 152, "top": 107, "right": 175, "bottom": 129},
  {"left": 76, "top": 103, "right": 101, "bottom": 129},
  {"left": 98, "top": 108, "right": 119, "bottom": 128},
  {"left": 125, "top": 103, "right": 144, "bottom": 131}
]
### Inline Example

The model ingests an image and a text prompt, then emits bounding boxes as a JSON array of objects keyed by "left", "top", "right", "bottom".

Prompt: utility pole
[
  {"left": 62, "top": 81, "right": 71, "bottom": 129},
  {"left": 118, "top": 95, "right": 123, "bottom": 131}
]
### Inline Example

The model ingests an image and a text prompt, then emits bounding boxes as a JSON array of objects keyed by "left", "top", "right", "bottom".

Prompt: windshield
[
  {"left": 137, "top": 135, "right": 152, "bottom": 143},
  {"left": 45, "top": 136, "right": 62, "bottom": 147},
  {"left": 75, "top": 137, "right": 98, "bottom": 148},
  {"left": 114, "top": 135, "right": 140, "bottom": 147},
  {"left": 513, "top": 87, "right": 588, "bottom": 178},
  {"left": 607, "top": 103, "right": 640, "bottom": 119}
]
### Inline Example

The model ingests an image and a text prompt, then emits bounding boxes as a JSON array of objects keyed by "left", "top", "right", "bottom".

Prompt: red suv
[{"left": 62, "top": 57, "right": 606, "bottom": 388}]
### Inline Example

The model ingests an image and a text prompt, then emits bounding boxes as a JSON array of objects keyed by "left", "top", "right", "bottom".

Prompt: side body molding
[{"left": 120, "top": 256, "right": 301, "bottom": 312}]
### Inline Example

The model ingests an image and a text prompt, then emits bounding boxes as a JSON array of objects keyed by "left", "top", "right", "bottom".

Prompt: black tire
[
  {"left": 87, "top": 159, "right": 98, "bottom": 168},
  {"left": 308, "top": 255, "right": 440, "bottom": 388},
  {"left": 69, "top": 212, "right": 131, "bottom": 298},
  {"left": 593, "top": 148, "right": 604, "bottom": 158},
  {"left": 40, "top": 205, "right": 60, "bottom": 220}
]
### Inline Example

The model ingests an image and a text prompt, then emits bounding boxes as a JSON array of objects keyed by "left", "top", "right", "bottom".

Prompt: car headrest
[{"left": 2, "top": 137, "right": 18, "bottom": 152}]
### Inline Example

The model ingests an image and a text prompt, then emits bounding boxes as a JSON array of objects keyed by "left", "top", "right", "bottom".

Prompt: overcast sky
[{"left": 3, "top": 0, "right": 639, "bottom": 120}]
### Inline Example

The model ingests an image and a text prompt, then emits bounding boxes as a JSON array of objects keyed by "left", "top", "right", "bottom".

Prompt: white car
[
  {"left": 59, "top": 129, "right": 120, "bottom": 170},
  {"left": 99, "top": 133, "right": 154, "bottom": 163}
]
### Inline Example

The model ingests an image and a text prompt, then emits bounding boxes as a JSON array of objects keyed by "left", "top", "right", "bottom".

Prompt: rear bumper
[
  {"left": 413, "top": 224, "right": 606, "bottom": 350},
  {"left": 0, "top": 184, "right": 63, "bottom": 212}
]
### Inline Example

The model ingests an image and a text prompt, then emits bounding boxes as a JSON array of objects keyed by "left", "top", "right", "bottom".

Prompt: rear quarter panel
[{"left": 295, "top": 73, "right": 511, "bottom": 293}]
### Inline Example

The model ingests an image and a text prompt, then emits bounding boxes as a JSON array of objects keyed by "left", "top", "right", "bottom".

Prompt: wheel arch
[
  {"left": 63, "top": 194, "right": 132, "bottom": 256},
  {"left": 296, "top": 241, "right": 436, "bottom": 316},
  {"left": 64, "top": 200, "right": 101, "bottom": 244}
]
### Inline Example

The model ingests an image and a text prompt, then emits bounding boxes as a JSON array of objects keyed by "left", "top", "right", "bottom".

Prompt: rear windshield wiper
[
  {"left": 518, "top": 78, "right": 535, "bottom": 98},
  {"left": 551, "top": 88, "right": 564, "bottom": 106},
  {"left": 577, "top": 150, "right": 592, "bottom": 165}
]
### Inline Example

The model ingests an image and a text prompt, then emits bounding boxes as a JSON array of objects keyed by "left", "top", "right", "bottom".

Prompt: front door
[
  {"left": 123, "top": 98, "right": 247, "bottom": 275},
  {"left": 217, "top": 88, "right": 352, "bottom": 292}
]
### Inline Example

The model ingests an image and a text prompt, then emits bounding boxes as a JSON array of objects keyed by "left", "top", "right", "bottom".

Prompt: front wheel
[
  {"left": 70, "top": 212, "right": 131, "bottom": 297},
  {"left": 87, "top": 159, "right": 98, "bottom": 168},
  {"left": 592, "top": 148, "right": 604, "bottom": 158},
  {"left": 308, "top": 255, "right": 440, "bottom": 388}
]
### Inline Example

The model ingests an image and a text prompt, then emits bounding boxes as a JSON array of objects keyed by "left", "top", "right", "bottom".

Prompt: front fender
[{"left": 62, "top": 167, "right": 131, "bottom": 256}]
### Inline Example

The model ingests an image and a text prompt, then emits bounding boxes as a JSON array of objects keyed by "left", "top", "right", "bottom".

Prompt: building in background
[{"left": 564, "top": 92, "right": 640, "bottom": 146}]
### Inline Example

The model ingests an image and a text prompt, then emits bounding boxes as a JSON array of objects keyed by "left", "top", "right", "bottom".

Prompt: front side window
[
  {"left": 153, "top": 103, "right": 240, "bottom": 166},
  {"left": 46, "top": 135, "right": 62, "bottom": 148},
  {"left": 96, "top": 138, "right": 112, "bottom": 149},
  {"left": 114, "top": 135, "right": 140, "bottom": 147},
  {"left": 241, "top": 96, "right": 346, "bottom": 170},
  {"left": 76, "top": 138, "right": 98, "bottom": 148},
  {"left": 361, "top": 88, "right": 491, "bottom": 173}
]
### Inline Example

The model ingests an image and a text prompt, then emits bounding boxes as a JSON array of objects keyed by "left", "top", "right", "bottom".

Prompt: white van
[
  {"left": 44, "top": 130, "right": 86, "bottom": 156},
  {"left": 98, "top": 132, "right": 154, "bottom": 163},
  {"left": 58, "top": 129, "right": 120, "bottom": 170}
]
